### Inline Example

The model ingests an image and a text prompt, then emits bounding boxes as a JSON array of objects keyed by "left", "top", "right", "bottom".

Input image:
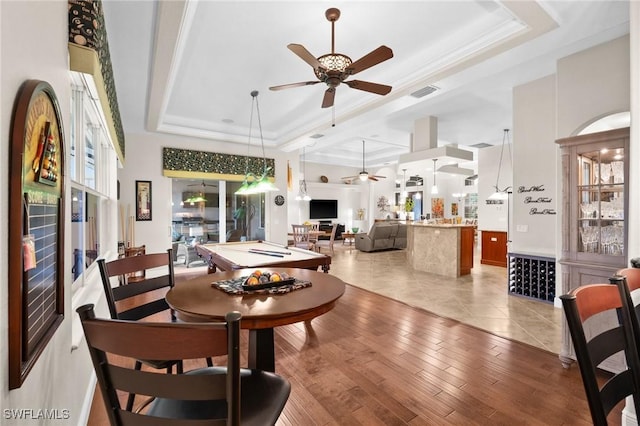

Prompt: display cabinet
[{"left": 556, "top": 127, "right": 629, "bottom": 372}]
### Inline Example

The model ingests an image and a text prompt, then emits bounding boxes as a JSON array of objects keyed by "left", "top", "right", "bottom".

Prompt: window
[{"left": 70, "top": 73, "right": 118, "bottom": 293}]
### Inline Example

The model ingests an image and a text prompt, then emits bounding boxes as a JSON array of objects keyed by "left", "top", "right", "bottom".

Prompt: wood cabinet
[
  {"left": 556, "top": 127, "right": 629, "bottom": 372},
  {"left": 481, "top": 231, "right": 508, "bottom": 267},
  {"left": 460, "top": 226, "right": 475, "bottom": 275}
]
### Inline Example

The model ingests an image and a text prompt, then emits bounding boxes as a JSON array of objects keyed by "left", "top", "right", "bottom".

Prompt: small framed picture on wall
[{"left": 136, "top": 180, "right": 152, "bottom": 221}]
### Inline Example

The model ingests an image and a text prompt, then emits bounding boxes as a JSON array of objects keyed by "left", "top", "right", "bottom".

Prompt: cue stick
[{"left": 248, "top": 250, "right": 284, "bottom": 258}]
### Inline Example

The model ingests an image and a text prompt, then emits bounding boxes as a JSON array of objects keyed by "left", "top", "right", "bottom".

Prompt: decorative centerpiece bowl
[{"left": 351, "top": 227, "right": 359, "bottom": 234}]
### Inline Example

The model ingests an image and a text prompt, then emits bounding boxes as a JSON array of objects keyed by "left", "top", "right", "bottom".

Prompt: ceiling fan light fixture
[
  {"left": 359, "top": 171, "right": 368, "bottom": 181},
  {"left": 315, "top": 54, "right": 352, "bottom": 78}
]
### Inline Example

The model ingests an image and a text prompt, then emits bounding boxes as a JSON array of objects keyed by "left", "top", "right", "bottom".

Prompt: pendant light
[
  {"left": 488, "top": 129, "right": 512, "bottom": 200},
  {"left": 431, "top": 159, "right": 438, "bottom": 194},
  {"left": 401, "top": 169, "right": 407, "bottom": 199},
  {"left": 236, "top": 90, "right": 279, "bottom": 194}
]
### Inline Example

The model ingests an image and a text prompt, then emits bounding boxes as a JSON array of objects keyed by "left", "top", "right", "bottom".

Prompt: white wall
[
  {"left": 511, "top": 75, "right": 557, "bottom": 256},
  {"left": 118, "top": 132, "right": 291, "bottom": 251},
  {"left": 477, "top": 144, "right": 512, "bottom": 232},
  {"left": 0, "top": 2, "right": 96, "bottom": 425},
  {"left": 557, "top": 35, "right": 630, "bottom": 138}
]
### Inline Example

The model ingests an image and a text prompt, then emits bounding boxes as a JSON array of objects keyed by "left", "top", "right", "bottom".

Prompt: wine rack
[{"left": 508, "top": 253, "right": 556, "bottom": 303}]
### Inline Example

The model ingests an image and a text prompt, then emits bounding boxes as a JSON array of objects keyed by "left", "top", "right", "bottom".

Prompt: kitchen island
[{"left": 406, "top": 223, "right": 475, "bottom": 277}]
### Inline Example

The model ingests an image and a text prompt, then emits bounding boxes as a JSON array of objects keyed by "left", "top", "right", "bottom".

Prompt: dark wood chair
[
  {"left": 77, "top": 304, "right": 291, "bottom": 425},
  {"left": 560, "top": 283, "right": 640, "bottom": 425},
  {"left": 97, "top": 248, "right": 212, "bottom": 411}
]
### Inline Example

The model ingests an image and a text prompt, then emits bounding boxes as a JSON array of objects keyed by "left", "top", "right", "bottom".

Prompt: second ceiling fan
[
  {"left": 269, "top": 7, "right": 393, "bottom": 108},
  {"left": 342, "top": 140, "right": 386, "bottom": 183}
]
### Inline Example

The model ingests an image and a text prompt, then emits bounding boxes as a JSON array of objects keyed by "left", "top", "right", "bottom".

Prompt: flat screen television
[{"left": 309, "top": 199, "right": 338, "bottom": 219}]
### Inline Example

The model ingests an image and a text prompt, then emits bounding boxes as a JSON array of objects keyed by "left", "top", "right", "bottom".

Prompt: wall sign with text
[{"left": 518, "top": 185, "right": 556, "bottom": 215}]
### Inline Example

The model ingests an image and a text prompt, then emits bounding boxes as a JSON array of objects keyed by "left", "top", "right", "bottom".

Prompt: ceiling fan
[
  {"left": 269, "top": 7, "right": 393, "bottom": 108},
  {"left": 187, "top": 180, "right": 217, "bottom": 190},
  {"left": 341, "top": 140, "right": 386, "bottom": 182}
]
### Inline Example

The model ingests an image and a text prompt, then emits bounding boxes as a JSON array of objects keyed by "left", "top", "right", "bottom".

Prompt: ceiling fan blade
[
  {"left": 287, "top": 43, "right": 325, "bottom": 72},
  {"left": 269, "top": 81, "right": 321, "bottom": 91},
  {"left": 345, "top": 45, "right": 393, "bottom": 75},
  {"left": 341, "top": 175, "right": 358, "bottom": 180},
  {"left": 322, "top": 88, "right": 336, "bottom": 108},
  {"left": 368, "top": 176, "right": 379, "bottom": 181},
  {"left": 371, "top": 175, "right": 386, "bottom": 179},
  {"left": 344, "top": 80, "right": 392, "bottom": 95}
]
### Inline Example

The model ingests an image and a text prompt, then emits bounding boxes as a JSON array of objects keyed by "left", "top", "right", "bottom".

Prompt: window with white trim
[{"left": 70, "top": 73, "right": 118, "bottom": 294}]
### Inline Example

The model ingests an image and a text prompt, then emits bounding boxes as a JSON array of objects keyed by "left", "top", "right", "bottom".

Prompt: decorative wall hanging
[
  {"left": 135, "top": 180, "right": 152, "bottom": 221},
  {"left": 431, "top": 198, "right": 444, "bottom": 218},
  {"left": 8, "top": 80, "right": 66, "bottom": 389}
]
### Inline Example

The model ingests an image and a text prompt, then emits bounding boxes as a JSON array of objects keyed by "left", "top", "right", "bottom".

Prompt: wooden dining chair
[
  {"left": 77, "top": 304, "right": 291, "bottom": 426},
  {"left": 291, "top": 224, "right": 313, "bottom": 250},
  {"left": 307, "top": 221, "right": 320, "bottom": 244},
  {"left": 314, "top": 223, "right": 338, "bottom": 254},
  {"left": 614, "top": 268, "right": 640, "bottom": 355},
  {"left": 97, "top": 248, "right": 212, "bottom": 411},
  {"left": 561, "top": 283, "right": 640, "bottom": 425}
]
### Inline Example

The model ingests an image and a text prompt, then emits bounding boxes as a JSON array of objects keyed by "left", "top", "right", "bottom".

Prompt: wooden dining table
[{"left": 166, "top": 267, "right": 346, "bottom": 372}]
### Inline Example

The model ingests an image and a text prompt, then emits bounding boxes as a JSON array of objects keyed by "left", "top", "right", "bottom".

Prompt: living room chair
[
  {"left": 77, "top": 304, "right": 291, "bottom": 426},
  {"left": 560, "top": 283, "right": 640, "bottom": 425},
  {"left": 97, "top": 248, "right": 212, "bottom": 411},
  {"left": 314, "top": 223, "right": 337, "bottom": 254}
]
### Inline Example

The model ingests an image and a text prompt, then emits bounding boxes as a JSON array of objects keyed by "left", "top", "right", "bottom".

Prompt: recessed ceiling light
[{"left": 222, "top": 118, "right": 234, "bottom": 124}]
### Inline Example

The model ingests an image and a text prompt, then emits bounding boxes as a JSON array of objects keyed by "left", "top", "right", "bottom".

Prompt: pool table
[{"left": 195, "top": 240, "right": 331, "bottom": 273}]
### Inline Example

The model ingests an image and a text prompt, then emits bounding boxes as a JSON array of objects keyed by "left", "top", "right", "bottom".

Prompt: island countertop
[
  {"left": 406, "top": 224, "right": 475, "bottom": 277},
  {"left": 407, "top": 222, "right": 475, "bottom": 228}
]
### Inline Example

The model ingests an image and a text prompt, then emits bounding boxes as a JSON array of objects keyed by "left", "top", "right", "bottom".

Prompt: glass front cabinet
[{"left": 556, "top": 127, "right": 629, "bottom": 372}]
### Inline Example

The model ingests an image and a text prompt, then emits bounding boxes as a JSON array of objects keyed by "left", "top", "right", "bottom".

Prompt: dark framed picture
[{"left": 136, "top": 180, "right": 152, "bottom": 221}]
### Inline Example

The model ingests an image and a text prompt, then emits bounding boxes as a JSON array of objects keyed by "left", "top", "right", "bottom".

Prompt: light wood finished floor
[{"left": 87, "top": 245, "right": 620, "bottom": 425}]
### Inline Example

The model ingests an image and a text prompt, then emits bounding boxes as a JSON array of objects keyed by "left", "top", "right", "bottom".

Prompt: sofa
[{"left": 355, "top": 222, "right": 407, "bottom": 252}]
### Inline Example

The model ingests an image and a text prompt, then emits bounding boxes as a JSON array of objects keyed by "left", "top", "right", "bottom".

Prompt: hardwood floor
[{"left": 88, "top": 268, "right": 621, "bottom": 425}]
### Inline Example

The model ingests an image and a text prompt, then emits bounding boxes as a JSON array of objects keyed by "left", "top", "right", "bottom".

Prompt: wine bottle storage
[{"left": 508, "top": 253, "right": 556, "bottom": 303}]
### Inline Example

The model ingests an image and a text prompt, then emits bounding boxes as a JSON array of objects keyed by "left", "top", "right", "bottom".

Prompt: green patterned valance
[
  {"left": 68, "top": 0, "right": 125, "bottom": 163},
  {"left": 162, "top": 147, "right": 276, "bottom": 182}
]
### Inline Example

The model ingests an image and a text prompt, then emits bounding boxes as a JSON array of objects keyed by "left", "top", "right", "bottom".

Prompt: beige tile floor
[{"left": 323, "top": 243, "right": 563, "bottom": 354}]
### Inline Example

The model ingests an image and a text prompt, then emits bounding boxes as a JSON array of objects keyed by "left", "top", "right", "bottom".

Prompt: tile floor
[{"left": 323, "top": 243, "right": 563, "bottom": 354}]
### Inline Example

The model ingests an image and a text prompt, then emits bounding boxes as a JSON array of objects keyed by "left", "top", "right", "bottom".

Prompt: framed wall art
[
  {"left": 8, "top": 80, "right": 65, "bottom": 389},
  {"left": 136, "top": 180, "right": 152, "bottom": 221}
]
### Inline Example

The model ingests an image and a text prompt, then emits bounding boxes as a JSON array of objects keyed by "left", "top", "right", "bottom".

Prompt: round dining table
[{"left": 166, "top": 267, "right": 346, "bottom": 372}]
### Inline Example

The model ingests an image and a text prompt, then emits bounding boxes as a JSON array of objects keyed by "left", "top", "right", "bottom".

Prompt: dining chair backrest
[
  {"left": 616, "top": 268, "right": 640, "bottom": 292},
  {"left": 77, "top": 304, "right": 242, "bottom": 425},
  {"left": 315, "top": 223, "right": 338, "bottom": 254},
  {"left": 98, "top": 249, "right": 175, "bottom": 321},
  {"left": 307, "top": 222, "right": 320, "bottom": 243},
  {"left": 291, "top": 224, "right": 312, "bottom": 250},
  {"left": 560, "top": 283, "right": 640, "bottom": 425}
]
